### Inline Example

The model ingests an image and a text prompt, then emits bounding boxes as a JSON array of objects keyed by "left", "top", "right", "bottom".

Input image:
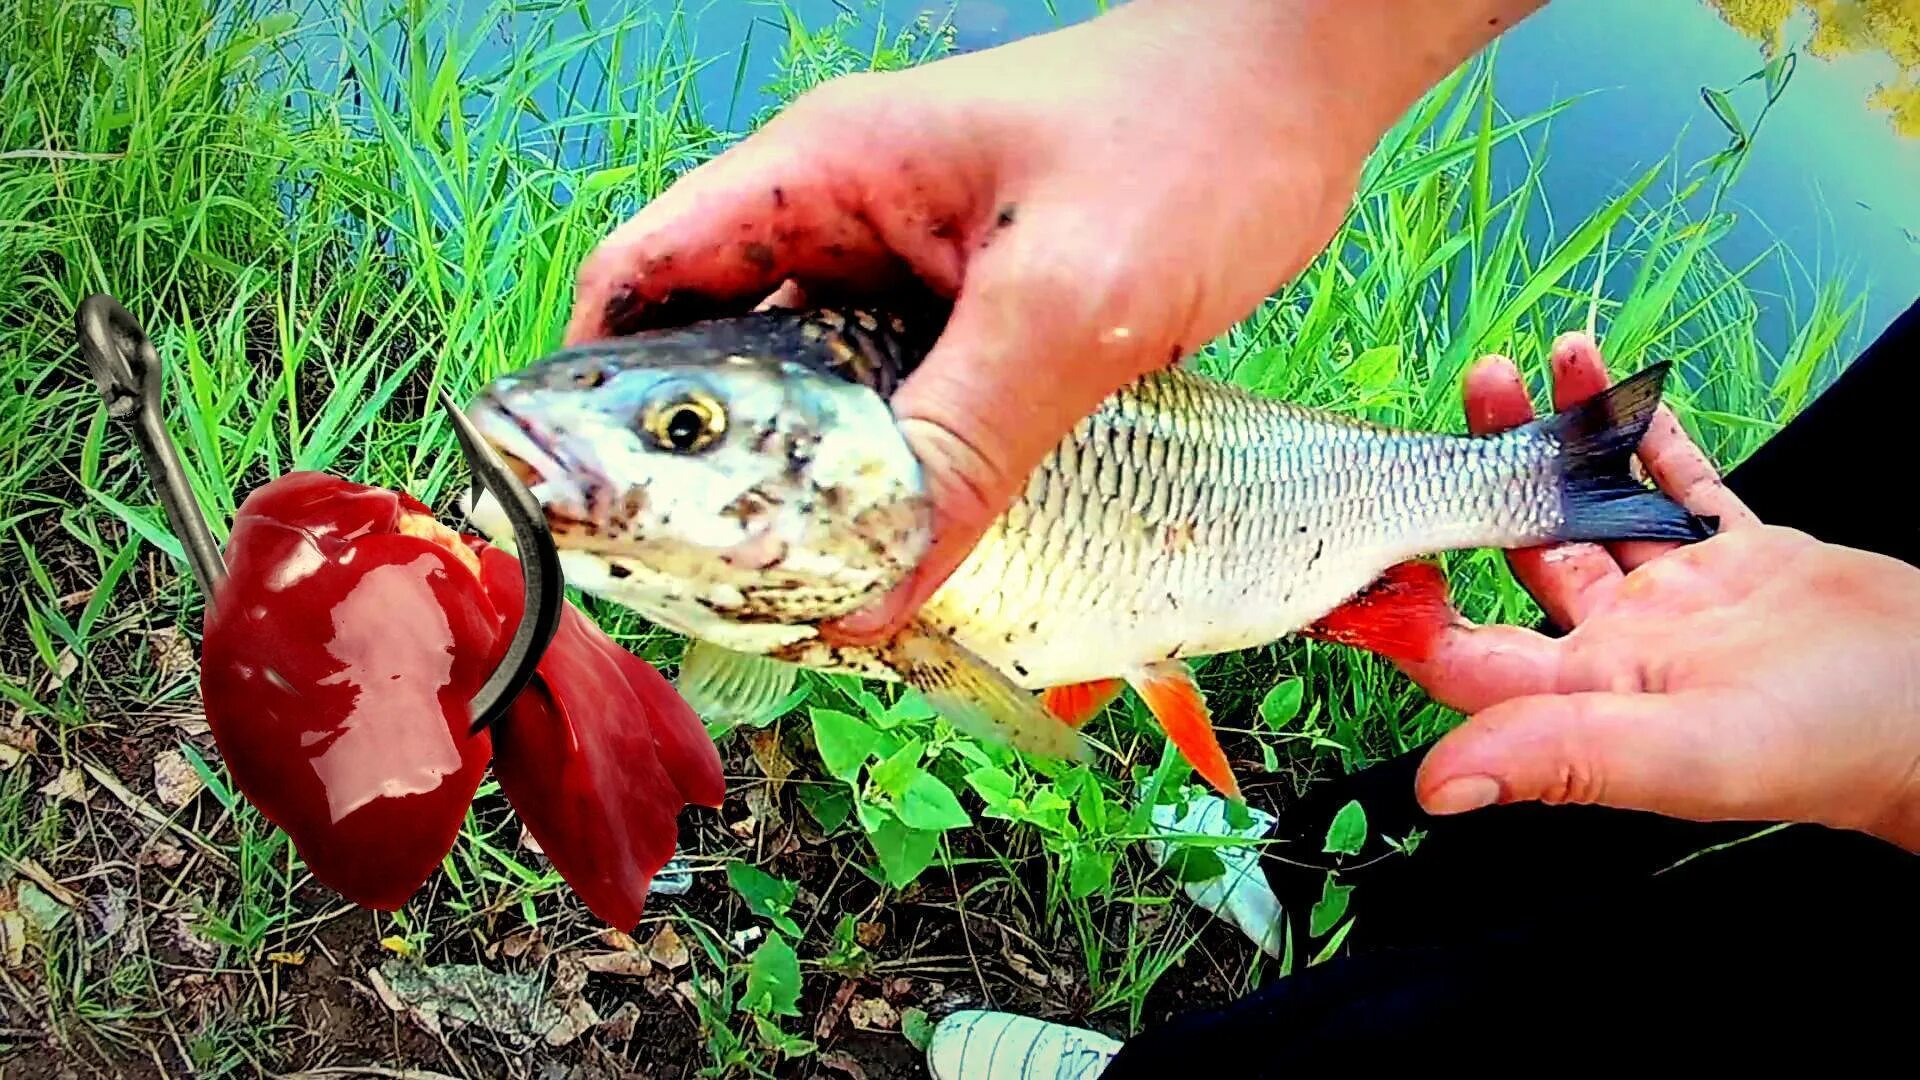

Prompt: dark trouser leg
[
  {"left": 1102, "top": 299, "right": 1920, "bottom": 1072},
  {"left": 1719, "top": 298, "right": 1919, "bottom": 567}
]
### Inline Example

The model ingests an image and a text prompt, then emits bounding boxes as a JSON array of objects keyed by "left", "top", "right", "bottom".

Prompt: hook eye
[
  {"left": 76, "top": 294, "right": 229, "bottom": 598},
  {"left": 77, "top": 294, "right": 162, "bottom": 420},
  {"left": 440, "top": 390, "right": 565, "bottom": 735}
]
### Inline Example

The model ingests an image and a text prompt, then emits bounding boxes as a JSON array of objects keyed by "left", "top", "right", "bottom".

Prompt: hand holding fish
[
  {"left": 1401, "top": 334, "right": 1920, "bottom": 852},
  {"left": 560, "top": 0, "right": 1545, "bottom": 644}
]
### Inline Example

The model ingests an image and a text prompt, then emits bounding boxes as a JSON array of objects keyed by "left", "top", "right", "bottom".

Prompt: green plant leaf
[
  {"left": 869, "top": 737, "right": 925, "bottom": 799},
  {"left": 896, "top": 771, "right": 971, "bottom": 831},
  {"left": 870, "top": 819, "right": 939, "bottom": 887},
  {"left": 1323, "top": 799, "right": 1368, "bottom": 856},
  {"left": 1165, "top": 847, "right": 1226, "bottom": 884},
  {"left": 887, "top": 691, "right": 938, "bottom": 722},
  {"left": 965, "top": 766, "right": 1016, "bottom": 807},
  {"left": 726, "top": 862, "right": 802, "bottom": 938},
  {"left": 811, "top": 708, "right": 879, "bottom": 784},
  {"left": 1068, "top": 847, "right": 1114, "bottom": 899},
  {"left": 743, "top": 934, "right": 802, "bottom": 1018},
  {"left": 1260, "top": 678, "right": 1303, "bottom": 729},
  {"left": 901, "top": 1006, "right": 934, "bottom": 1051},
  {"left": 1310, "top": 873, "right": 1353, "bottom": 937},
  {"left": 796, "top": 785, "right": 853, "bottom": 834}
]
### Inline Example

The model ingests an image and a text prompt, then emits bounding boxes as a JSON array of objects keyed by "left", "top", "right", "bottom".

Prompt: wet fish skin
[{"left": 463, "top": 307, "right": 1712, "bottom": 795}]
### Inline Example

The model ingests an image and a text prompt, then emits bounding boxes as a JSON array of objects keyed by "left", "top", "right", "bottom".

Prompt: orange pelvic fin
[
  {"left": 1041, "top": 679, "right": 1126, "bottom": 728},
  {"left": 1300, "top": 559, "right": 1455, "bottom": 664},
  {"left": 1126, "top": 661, "right": 1242, "bottom": 801}
]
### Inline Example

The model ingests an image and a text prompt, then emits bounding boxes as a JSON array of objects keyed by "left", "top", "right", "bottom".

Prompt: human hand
[
  {"left": 1400, "top": 333, "right": 1920, "bottom": 851},
  {"left": 561, "top": 0, "right": 1540, "bottom": 644}
]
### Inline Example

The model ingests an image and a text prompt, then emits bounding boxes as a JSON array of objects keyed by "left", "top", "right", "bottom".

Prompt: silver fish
[{"left": 463, "top": 307, "right": 1713, "bottom": 797}]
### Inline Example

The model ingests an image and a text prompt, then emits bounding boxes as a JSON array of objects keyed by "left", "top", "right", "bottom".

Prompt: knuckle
[{"left": 1540, "top": 757, "right": 1606, "bottom": 807}]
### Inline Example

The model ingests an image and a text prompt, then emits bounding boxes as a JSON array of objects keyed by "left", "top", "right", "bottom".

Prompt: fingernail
[{"left": 1426, "top": 776, "right": 1501, "bottom": 815}]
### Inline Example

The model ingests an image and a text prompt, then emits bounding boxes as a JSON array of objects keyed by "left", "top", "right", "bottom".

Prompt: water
[{"left": 266, "top": 0, "right": 1920, "bottom": 354}]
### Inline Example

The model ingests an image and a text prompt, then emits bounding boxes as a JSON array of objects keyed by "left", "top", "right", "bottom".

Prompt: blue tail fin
[{"left": 1533, "top": 361, "right": 1718, "bottom": 543}]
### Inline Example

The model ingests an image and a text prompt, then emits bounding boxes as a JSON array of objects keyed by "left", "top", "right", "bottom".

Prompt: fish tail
[{"left": 1535, "top": 361, "right": 1718, "bottom": 543}]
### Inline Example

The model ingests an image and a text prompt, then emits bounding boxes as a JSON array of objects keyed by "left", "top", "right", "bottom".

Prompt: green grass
[{"left": 0, "top": 0, "right": 1865, "bottom": 1076}]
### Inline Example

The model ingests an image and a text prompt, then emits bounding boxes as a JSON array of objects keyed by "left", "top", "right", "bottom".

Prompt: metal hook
[
  {"left": 74, "top": 293, "right": 564, "bottom": 736},
  {"left": 76, "top": 294, "right": 231, "bottom": 600},
  {"left": 438, "top": 389, "right": 564, "bottom": 734}
]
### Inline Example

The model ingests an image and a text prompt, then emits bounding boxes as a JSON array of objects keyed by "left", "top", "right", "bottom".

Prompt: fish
[{"left": 460, "top": 306, "right": 1715, "bottom": 800}]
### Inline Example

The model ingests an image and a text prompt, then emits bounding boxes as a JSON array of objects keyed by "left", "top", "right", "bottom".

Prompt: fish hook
[{"left": 73, "top": 293, "right": 563, "bottom": 736}]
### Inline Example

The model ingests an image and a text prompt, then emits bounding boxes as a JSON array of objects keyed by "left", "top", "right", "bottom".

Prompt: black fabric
[{"left": 1101, "top": 299, "right": 1920, "bottom": 1073}]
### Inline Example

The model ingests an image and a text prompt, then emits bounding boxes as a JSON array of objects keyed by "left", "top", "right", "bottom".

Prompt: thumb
[
  {"left": 822, "top": 225, "right": 1176, "bottom": 645},
  {"left": 1415, "top": 689, "right": 1758, "bottom": 822}
]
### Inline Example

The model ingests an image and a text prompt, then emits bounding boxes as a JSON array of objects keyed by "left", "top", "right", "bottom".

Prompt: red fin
[
  {"left": 1301, "top": 560, "right": 1455, "bottom": 663},
  {"left": 1041, "top": 679, "right": 1126, "bottom": 728},
  {"left": 1126, "top": 662, "right": 1242, "bottom": 801}
]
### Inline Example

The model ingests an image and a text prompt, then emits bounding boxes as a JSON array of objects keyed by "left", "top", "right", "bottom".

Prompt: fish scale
[{"left": 922, "top": 369, "right": 1567, "bottom": 689}]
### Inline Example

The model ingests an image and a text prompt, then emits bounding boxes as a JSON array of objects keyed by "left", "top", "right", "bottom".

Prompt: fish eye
[{"left": 642, "top": 389, "right": 727, "bottom": 454}]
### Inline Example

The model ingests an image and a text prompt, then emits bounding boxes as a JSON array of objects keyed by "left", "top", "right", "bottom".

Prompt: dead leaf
[
  {"left": 0, "top": 910, "right": 24, "bottom": 968},
  {"left": 519, "top": 824, "right": 545, "bottom": 856},
  {"left": 848, "top": 996, "right": 898, "bottom": 1032},
  {"left": 598, "top": 928, "right": 640, "bottom": 952},
  {"left": 0, "top": 726, "right": 36, "bottom": 757},
  {"left": 856, "top": 921, "right": 886, "bottom": 947},
  {"left": 1006, "top": 952, "right": 1050, "bottom": 988},
  {"left": 86, "top": 887, "right": 128, "bottom": 940},
  {"left": 268, "top": 951, "right": 306, "bottom": 967},
  {"left": 381, "top": 935, "right": 415, "bottom": 957},
  {"left": 15, "top": 858, "right": 82, "bottom": 908},
  {"left": 727, "top": 812, "right": 759, "bottom": 840},
  {"left": 56, "top": 588, "right": 94, "bottom": 610},
  {"left": 171, "top": 913, "right": 220, "bottom": 965},
  {"left": 579, "top": 951, "right": 652, "bottom": 978},
  {"left": 494, "top": 927, "right": 543, "bottom": 962},
  {"left": 817, "top": 1050, "right": 869, "bottom": 1080},
  {"left": 39, "top": 767, "right": 88, "bottom": 804},
  {"left": 0, "top": 746, "right": 21, "bottom": 772},
  {"left": 672, "top": 977, "right": 718, "bottom": 1008},
  {"left": 815, "top": 980, "right": 857, "bottom": 1040},
  {"left": 643, "top": 970, "right": 674, "bottom": 998},
  {"left": 145, "top": 627, "right": 194, "bottom": 681},
  {"left": 142, "top": 839, "right": 186, "bottom": 870},
  {"left": 599, "top": 1000, "right": 642, "bottom": 1041},
  {"left": 544, "top": 997, "right": 600, "bottom": 1047},
  {"left": 647, "top": 924, "right": 688, "bottom": 970},
  {"left": 168, "top": 716, "right": 211, "bottom": 739},
  {"left": 748, "top": 729, "right": 795, "bottom": 787},
  {"left": 152, "top": 749, "right": 203, "bottom": 808},
  {"left": 552, "top": 953, "right": 588, "bottom": 998},
  {"left": 46, "top": 651, "right": 77, "bottom": 692}
]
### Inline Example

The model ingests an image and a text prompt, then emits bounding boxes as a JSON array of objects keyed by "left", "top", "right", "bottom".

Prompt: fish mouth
[{"left": 462, "top": 395, "right": 597, "bottom": 528}]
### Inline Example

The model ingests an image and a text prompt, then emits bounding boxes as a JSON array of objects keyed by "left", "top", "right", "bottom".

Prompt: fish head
[{"left": 461, "top": 320, "right": 932, "bottom": 634}]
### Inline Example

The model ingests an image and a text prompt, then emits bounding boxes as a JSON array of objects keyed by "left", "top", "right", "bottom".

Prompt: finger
[
  {"left": 1463, "top": 351, "right": 1622, "bottom": 629},
  {"left": 754, "top": 279, "right": 810, "bottom": 311},
  {"left": 1414, "top": 688, "right": 1760, "bottom": 821},
  {"left": 1394, "top": 620, "right": 1565, "bottom": 716},
  {"left": 822, "top": 214, "right": 1162, "bottom": 644},
  {"left": 1610, "top": 400, "right": 1763, "bottom": 570},
  {"left": 562, "top": 141, "right": 915, "bottom": 347}
]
